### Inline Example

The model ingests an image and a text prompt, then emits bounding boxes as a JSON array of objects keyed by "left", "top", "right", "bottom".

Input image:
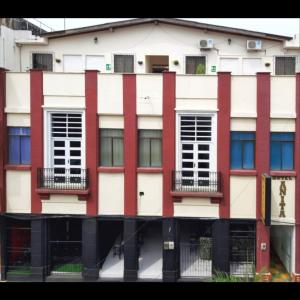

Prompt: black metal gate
[
  {"left": 180, "top": 237, "right": 212, "bottom": 278},
  {"left": 230, "top": 231, "right": 255, "bottom": 277}
]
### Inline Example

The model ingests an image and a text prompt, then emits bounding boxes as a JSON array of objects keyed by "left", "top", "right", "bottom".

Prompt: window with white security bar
[
  {"left": 114, "top": 54, "right": 134, "bottom": 73},
  {"left": 32, "top": 53, "right": 53, "bottom": 71},
  {"left": 275, "top": 56, "right": 296, "bottom": 75},
  {"left": 176, "top": 115, "right": 217, "bottom": 192}
]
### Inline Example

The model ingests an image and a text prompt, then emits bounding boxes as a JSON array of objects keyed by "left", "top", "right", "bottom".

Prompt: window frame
[
  {"left": 274, "top": 56, "right": 297, "bottom": 76},
  {"left": 31, "top": 52, "right": 54, "bottom": 72},
  {"left": 184, "top": 55, "right": 207, "bottom": 75},
  {"left": 112, "top": 53, "right": 135, "bottom": 73},
  {"left": 8, "top": 127, "right": 31, "bottom": 165},
  {"left": 230, "top": 131, "right": 256, "bottom": 170},
  {"left": 270, "top": 132, "right": 295, "bottom": 170},
  {"left": 99, "top": 129, "right": 124, "bottom": 167},
  {"left": 138, "top": 129, "right": 162, "bottom": 168}
]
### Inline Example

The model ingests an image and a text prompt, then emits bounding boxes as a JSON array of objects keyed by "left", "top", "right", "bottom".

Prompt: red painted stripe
[
  {"left": 30, "top": 70, "right": 44, "bottom": 213},
  {"left": 162, "top": 72, "right": 176, "bottom": 217},
  {"left": 217, "top": 72, "right": 231, "bottom": 219},
  {"left": 97, "top": 167, "right": 124, "bottom": 173},
  {"left": 5, "top": 165, "right": 31, "bottom": 171},
  {"left": 0, "top": 68, "right": 7, "bottom": 213},
  {"left": 256, "top": 72, "right": 271, "bottom": 273},
  {"left": 230, "top": 170, "right": 257, "bottom": 176},
  {"left": 123, "top": 74, "right": 137, "bottom": 216},
  {"left": 137, "top": 167, "right": 163, "bottom": 174},
  {"left": 85, "top": 70, "right": 99, "bottom": 215},
  {"left": 269, "top": 171, "right": 296, "bottom": 177},
  {"left": 295, "top": 73, "right": 300, "bottom": 273}
]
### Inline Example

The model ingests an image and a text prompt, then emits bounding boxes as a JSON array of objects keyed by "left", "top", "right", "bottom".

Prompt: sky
[{"left": 27, "top": 18, "right": 300, "bottom": 38}]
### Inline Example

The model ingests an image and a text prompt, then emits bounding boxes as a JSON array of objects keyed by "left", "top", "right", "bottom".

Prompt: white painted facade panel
[
  {"left": 136, "top": 74, "right": 162, "bottom": 115},
  {"left": 231, "top": 76, "right": 257, "bottom": 117},
  {"left": 176, "top": 99, "right": 218, "bottom": 111},
  {"left": 7, "top": 113, "right": 30, "bottom": 126},
  {"left": 270, "top": 118, "right": 295, "bottom": 132},
  {"left": 270, "top": 76, "right": 296, "bottom": 118},
  {"left": 99, "top": 173, "right": 124, "bottom": 215},
  {"left": 137, "top": 174, "right": 162, "bottom": 216},
  {"left": 41, "top": 195, "right": 86, "bottom": 214},
  {"left": 43, "top": 73, "right": 85, "bottom": 96},
  {"left": 99, "top": 115, "right": 124, "bottom": 128},
  {"left": 43, "top": 96, "right": 85, "bottom": 108},
  {"left": 138, "top": 116, "right": 162, "bottom": 129},
  {"left": 230, "top": 176, "right": 256, "bottom": 219},
  {"left": 174, "top": 198, "right": 219, "bottom": 218},
  {"left": 231, "top": 118, "right": 256, "bottom": 131},
  {"left": 5, "top": 73, "right": 30, "bottom": 113},
  {"left": 6, "top": 171, "right": 31, "bottom": 213},
  {"left": 98, "top": 74, "right": 123, "bottom": 114}
]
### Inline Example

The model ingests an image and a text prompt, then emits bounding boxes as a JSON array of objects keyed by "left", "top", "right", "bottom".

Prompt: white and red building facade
[{"left": 0, "top": 18, "right": 300, "bottom": 282}]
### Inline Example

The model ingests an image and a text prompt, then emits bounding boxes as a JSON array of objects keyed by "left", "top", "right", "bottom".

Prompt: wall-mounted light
[
  {"left": 228, "top": 38, "right": 231, "bottom": 45},
  {"left": 138, "top": 61, "right": 143, "bottom": 65},
  {"left": 94, "top": 37, "right": 98, "bottom": 44}
]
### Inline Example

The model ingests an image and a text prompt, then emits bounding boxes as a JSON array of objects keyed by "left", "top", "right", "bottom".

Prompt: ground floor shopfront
[{"left": 0, "top": 214, "right": 293, "bottom": 282}]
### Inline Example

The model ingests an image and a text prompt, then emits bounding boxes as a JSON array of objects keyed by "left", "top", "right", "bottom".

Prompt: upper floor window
[
  {"left": 185, "top": 56, "right": 206, "bottom": 74},
  {"left": 270, "top": 132, "right": 294, "bottom": 170},
  {"left": 8, "top": 127, "right": 31, "bottom": 165},
  {"left": 230, "top": 132, "right": 255, "bottom": 169},
  {"left": 32, "top": 53, "right": 53, "bottom": 71},
  {"left": 275, "top": 57, "right": 296, "bottom": 75},
  {"left": 139, "top": 130, "right": 162, "bottom": 167},
  {"left": 100, "top": 129, "right": 124, "bottom": 166},
  {"left": 114, "top": 55, "right": 134, "bottom": 73}
]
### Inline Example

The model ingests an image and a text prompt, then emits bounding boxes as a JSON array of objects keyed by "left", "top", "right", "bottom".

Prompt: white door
[
  {"left": 219, "top": 57, "right": 240, "bottom": 75},
  {"left": 63, "top": 55, "right": 83, "bottom": 72},
  {"left": 178, "top": 115, "right": 215, "bottom": 192},
  {"left": 50, "top": 112, "right": 85, "bottom": 189}
]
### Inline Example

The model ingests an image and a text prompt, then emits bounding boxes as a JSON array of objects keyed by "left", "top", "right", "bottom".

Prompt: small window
[
  {"left": 8, "top": 127, "right": 31, "bottom": 165},
  {"left": 139, "top": 130, "right": 162, "bottom": 167},
  {"left": 100, "top": 129, "right": 124, "bottom": 166},
  {"left": 63, "top": 55, "right": 83, "bottom": 72},
  {"left": 242, "top": 58, "right": 262, "bottom": 75},
  {"left": 219, "top": 57, "right": 240, "bottom": 75},
  {"left": 85, "top": 55, "right": 105, "bottom": 72},
  {"left": 186, "top": 56, "right": 206, "bottom": 74},
  {"left": 275, "top": 57, "right": 296, "bottom": 75},
  {"left": 32, "top": 53, "right": 53, "bottom": 71},
  {"left": 230, "top": 132, "right": 255, "bottom": 169},
  {"left": 114, "top": 55, "right": 134, "bottom": 73},
  {"left": 270, "top": 132, "right": 294, "bottom": 170}
]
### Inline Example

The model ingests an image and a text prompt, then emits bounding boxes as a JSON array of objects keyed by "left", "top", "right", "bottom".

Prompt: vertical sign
[{"left": 261, "top": 173, "right": 271, "bottom": 226}]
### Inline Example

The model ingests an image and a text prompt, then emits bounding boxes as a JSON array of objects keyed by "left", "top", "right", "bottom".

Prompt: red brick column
[
  {"left": 217, "top": 72, "right": 231, "bottom": 219},
  {"left": 123, "top": 74, "right": 137, "bottom": 216},
  {"left": 0, "top": 68, "right": 7, "bottom": 213},
  {"left": 255, "top": 72, "right": 271, "bottom": 277},
  {"left": 162, "top": 72, "right": 176, "bottom": 217},
  {"left": 85, "top": 70, "right": 99, "bottom": 215},
  {"left": 294, "top": 73, "right": 300, "bottom": 282},
  {"left": 30, "top": 70, "right": 44, "bottom": 213}
]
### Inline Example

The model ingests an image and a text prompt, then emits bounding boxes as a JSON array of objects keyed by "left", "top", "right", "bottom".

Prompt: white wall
[
  {"left": 99, "top": 173, "right": 124, "bottom": 215},
  {"left": 230, "top": 176, "right": 256, "bottom": 219},
  {"left": 137, "top": 174, "right": 162, "bottom": 216},
  {"left": 6, "top": 171, "right": 31, "bottom": 213}
]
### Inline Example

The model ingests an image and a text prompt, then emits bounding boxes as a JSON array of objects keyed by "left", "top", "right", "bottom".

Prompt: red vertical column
[
  {"left": 217, "top": 72, "right": 231, "bottom": 219},
  {"left": 30, "top": 70, "right": 44, "bottom": 214},
  {"left": 256, "top": 72, "right": 271, "bottom": 276},
  {"left": 0, "top": 68, "right": 7, "bottom": 213},
  {"left": 85, "top": 70, "right": 99, "bottom": 216},
  {"left": 294, "top": 73, "right": 300, "bottom": 281},
  {"left": 123, "top": 74, "right": 137, "bottom": 216},
  {"left": 162, "top": 72, "right": 176, "bottom": 217}
]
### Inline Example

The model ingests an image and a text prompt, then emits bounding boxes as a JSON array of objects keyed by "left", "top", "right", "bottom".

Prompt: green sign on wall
[
  {"left": 211, "top": 65, "right": 216, "bottom": 72},
  {"left": 106, "top": 64, "right": 111, "bottom": 71}
]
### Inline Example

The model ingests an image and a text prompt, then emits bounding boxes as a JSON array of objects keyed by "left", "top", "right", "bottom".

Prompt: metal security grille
[
  {"left": 185, "top": 56, "right": 206, "bottom": 74},
  {"left": 275, "top": 57, "right": 296, "bottom": 75},
  {"left": 114, "top": 54, "right": 134, "bottom": 73},
  {"left": 51, "top": 113, "right": 82, "bottom": 138},
  {"left": 230, "top": 230, "right": 256, "bottom": 277},
  {"left": 180, "top": 238, "right": 212, "bottom": 278}
]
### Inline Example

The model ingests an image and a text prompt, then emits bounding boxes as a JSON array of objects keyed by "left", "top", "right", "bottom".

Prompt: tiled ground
[{"left": 270, "top": 253, "right": 291, "bottom": 282}]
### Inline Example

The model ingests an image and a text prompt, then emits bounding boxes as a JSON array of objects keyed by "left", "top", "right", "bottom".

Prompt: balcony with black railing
[
  {"left": 171, "top": 171, "right": 223, "bottom": 201},
  {"left": 36, "top": 168, "right": 89, "bottom": 200}
]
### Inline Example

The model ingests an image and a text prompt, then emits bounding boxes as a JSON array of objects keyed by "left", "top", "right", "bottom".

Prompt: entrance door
[
  {"left": 178, "top": 115, "right": 215, "bottom": 192},
  {"left": 50, "top": 112, "right": 84, "bottom": 189}
]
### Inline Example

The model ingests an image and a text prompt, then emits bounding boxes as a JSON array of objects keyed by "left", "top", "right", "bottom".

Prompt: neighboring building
[{"left": 0, "top": 18, "right": 300, "bottom": 282}]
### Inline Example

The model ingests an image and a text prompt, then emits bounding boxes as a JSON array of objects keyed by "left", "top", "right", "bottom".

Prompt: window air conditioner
[
  {"left": 199, "top": 39, "right": 214, "bottom": 49},
  {"left": 247, "top": 40, "right": 262, "bottom": 51}
]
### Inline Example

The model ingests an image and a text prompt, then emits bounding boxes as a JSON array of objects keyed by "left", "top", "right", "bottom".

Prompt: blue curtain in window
[
  {"left": 9, "top": 135, "right": 20, "bottom": 164},
  {"left": 243, "top": 141, "right": 254, "bottom": 169},
  {"left": 231, "top": 140, "right": 242, "bottom": 169}
]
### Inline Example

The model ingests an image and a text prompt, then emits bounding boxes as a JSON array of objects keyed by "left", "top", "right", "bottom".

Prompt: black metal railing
[
  {"left": 37, "top": 168, "right": 89, "bottom": 190},
  {"left": 172, "top": 171, "right": 222, "bottom": 193}
]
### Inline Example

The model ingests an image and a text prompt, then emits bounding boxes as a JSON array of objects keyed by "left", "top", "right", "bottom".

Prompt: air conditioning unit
[
  {"left": 199, "top": 39, "right": 214, "bottom": 49},
  {"left": 247, "top": 40, "right": 262, "bottom": 50}
]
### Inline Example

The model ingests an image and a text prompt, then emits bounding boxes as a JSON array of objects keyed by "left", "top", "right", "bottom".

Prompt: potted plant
[
  {"left": 196, "top": 63, "right": 205, "bottom": 74},
  {"left": 138, "top": 61, "right": 143, "bottom": 65},
  {"left": 173, "top": 60, "right": 179, "bottom": 66},
  {"left": 55, "top": 58, "right": 61, "bottom": 63},
  {"left": 265, "top": 62, "right": 271, "bottom": 67}
]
